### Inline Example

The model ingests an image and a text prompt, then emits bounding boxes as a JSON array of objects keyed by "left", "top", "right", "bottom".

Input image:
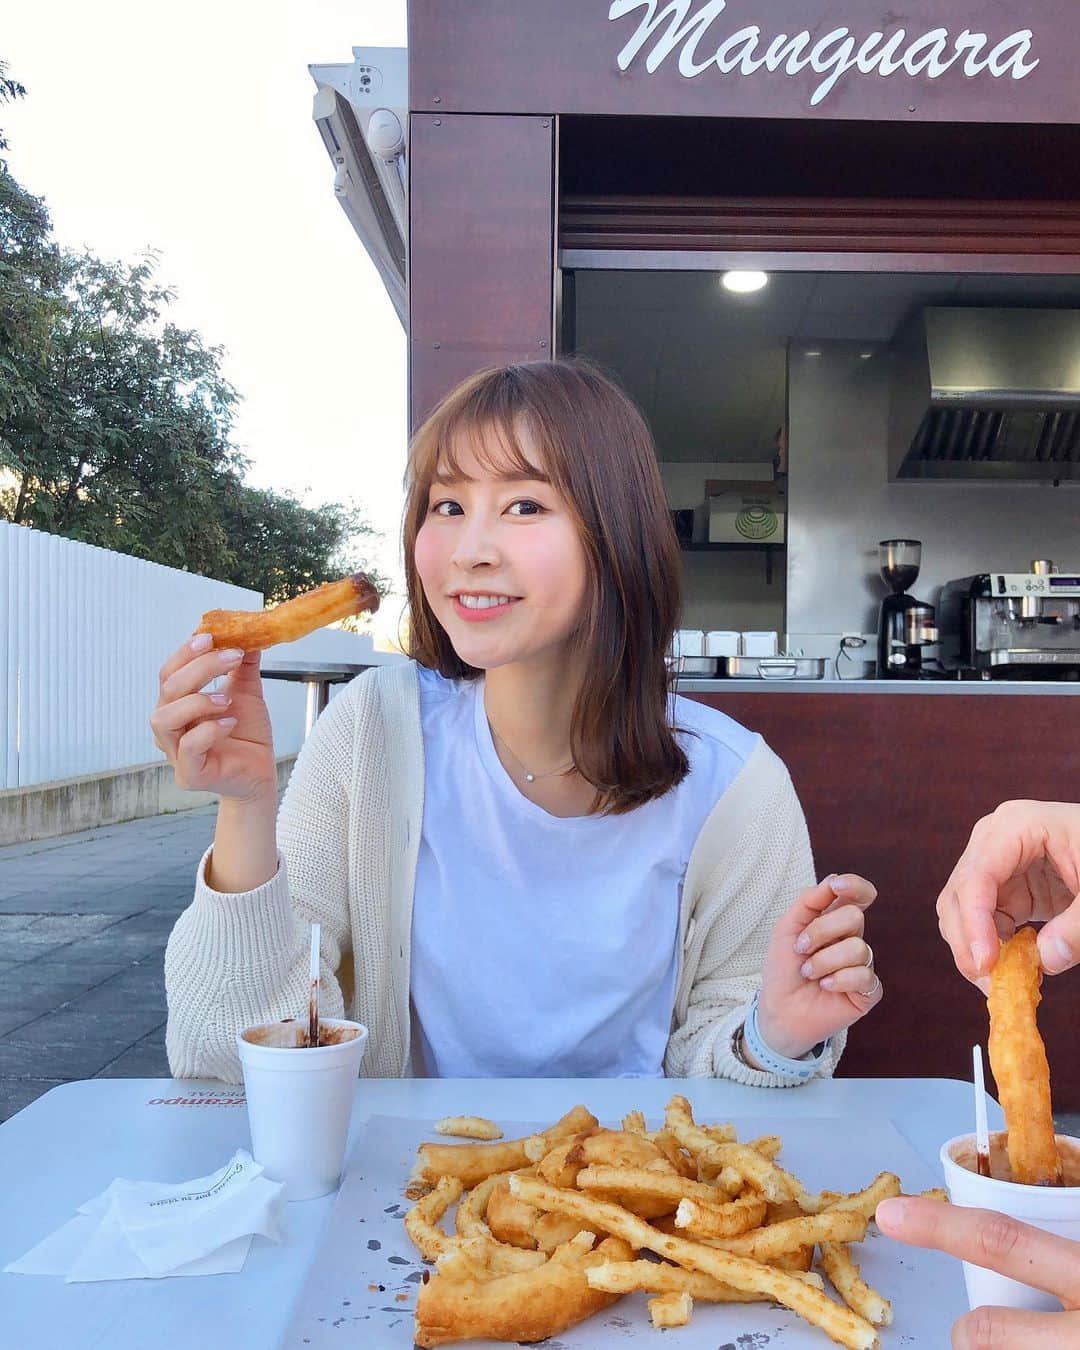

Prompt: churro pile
[{"left": 402, "top": 1096, "right": 946, "bottom": 1349}]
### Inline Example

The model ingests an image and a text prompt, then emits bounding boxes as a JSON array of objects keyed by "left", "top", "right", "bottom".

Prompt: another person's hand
[
  {"left": 151, "top": 634, "right": 277, "bottom": 805},
  {"left": 936, "top": 800, "right": 1080, "bottom": 988},
  {"left": 877, "top": 1195, "right": 1080, "bottom": 1348},
  {"left": 756, "top": 874, "right": 882, "bottom": 1060}
]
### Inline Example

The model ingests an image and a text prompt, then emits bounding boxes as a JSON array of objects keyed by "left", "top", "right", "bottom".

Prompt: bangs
[
  {"left": 435, "top": 421, "right": 548, "bottom": 484},
  {"left": 408, "top": 370, "right": 554, "bottom": 492}
]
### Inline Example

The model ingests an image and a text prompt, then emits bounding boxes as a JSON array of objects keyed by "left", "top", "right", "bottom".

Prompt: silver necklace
[{"left": 488, "top": 721, "right": 575, "bottom": 783}]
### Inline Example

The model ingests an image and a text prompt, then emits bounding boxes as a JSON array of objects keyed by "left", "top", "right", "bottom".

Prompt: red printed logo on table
[{"left": 147, "top": 1088, "right": 246, "bottom": 1107}]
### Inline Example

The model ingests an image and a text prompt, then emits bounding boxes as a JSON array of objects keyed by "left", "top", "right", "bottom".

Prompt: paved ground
[
  {"left": 0, "top": 806, "right": 216, "bottom": 1122},
  {"left": 2, "top": 808, "right": 1079, "bottom": 1137}
]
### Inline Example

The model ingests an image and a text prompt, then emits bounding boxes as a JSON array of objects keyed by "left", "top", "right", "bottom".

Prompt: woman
[{"left": 154, "top": 360, "right": 883, "bottom": 1081}]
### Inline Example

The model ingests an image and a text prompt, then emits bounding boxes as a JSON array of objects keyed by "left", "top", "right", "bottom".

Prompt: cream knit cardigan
[{"left": 165, "top": 662, "right": 845, "bottom": 1085}]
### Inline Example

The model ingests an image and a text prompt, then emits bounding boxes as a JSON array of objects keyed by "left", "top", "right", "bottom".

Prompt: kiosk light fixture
[{"left": 721, "top": 270, "right": 768, "bottom": 294}]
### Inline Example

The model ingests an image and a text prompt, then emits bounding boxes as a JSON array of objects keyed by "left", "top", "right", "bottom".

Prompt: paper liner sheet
[{"left": 281, "top": 1111, "right": 966, "bottom": 1349}]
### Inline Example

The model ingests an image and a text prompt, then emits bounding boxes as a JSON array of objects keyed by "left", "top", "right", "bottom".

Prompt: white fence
[{"left": 0, "top": 522, "right": 399, "bottom": 790}]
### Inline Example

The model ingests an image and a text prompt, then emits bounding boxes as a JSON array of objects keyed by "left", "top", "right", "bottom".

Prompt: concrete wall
[{"left": 0, "top": 756, "right": 297, "bottom": 847}]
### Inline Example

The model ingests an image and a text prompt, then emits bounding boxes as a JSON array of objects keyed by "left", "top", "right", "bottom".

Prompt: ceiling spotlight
[
  {"left": 721, "top": 270, "right": 768, "bottom": 294},
  {"left": 805, "top": 349, "right": 822, "bottom": 357}
]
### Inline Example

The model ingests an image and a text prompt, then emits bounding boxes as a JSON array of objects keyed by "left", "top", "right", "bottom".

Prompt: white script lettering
[{"left": 608, "top": 1, "right": 1040, "bottom": 106}]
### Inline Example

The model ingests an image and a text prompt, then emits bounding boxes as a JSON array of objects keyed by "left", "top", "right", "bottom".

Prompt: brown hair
[{"left": 403, "top": 358, "right": 690, "bottom": 816}]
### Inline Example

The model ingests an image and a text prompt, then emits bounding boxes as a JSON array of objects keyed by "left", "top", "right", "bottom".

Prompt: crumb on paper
[{"left": 434, "top": 1114, "right": 504, "bottom": 1140}]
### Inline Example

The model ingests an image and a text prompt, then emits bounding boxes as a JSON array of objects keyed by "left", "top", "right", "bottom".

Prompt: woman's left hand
[{"left": 756, "top": 874, "right": 883, "bottom": 1060}]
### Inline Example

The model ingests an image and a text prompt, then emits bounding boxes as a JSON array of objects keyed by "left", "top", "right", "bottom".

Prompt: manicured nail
[
  {"left": 830, "top": 876, "right": 852, "bottom": 892},
  {"left": 969, "top": 941, "right": 992, "bottom": 975},
  {"left": 1038, "top": 933, "right": 1073, "bottom": 975},
  {"left": 799, "top": 960, "right": 813, "bottom": 980},
  {"left": 820, "top": 976, "right": 836, "bottom": 990},
  {"left": 190, "top": 633, "right": 213, "bottom": 652},
  {"left": 208, "top": 693, "right": 231, "bottom": 706},
  {"left": 218, "top": 717, "right": 237, "bottom": 728},
  {"left": 794, "top": 933, "right": 811, "bottom": 955},
  {"left": 875, "top": 1197, "right": 911, "bottom": 1228},
  {"left": 220, "top": 649, "right": 243, "bottom": 663}
]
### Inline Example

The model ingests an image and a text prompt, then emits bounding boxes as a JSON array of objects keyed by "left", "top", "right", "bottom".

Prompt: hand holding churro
[
  {"left": 936, "top": 799, "right": 1080, "bottom": 987},
  {"left": 152, "top": 639, "right": 276, "bottom": 803}
]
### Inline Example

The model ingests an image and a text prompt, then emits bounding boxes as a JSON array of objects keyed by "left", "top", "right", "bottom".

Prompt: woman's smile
[{"left": 450, "top": 592, "right": 522, "bottom": 622}]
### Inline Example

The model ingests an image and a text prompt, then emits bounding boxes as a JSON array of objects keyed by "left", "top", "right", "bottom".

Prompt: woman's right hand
[{"left": 151, "top": 634, "right": 277, "bottom": 805}]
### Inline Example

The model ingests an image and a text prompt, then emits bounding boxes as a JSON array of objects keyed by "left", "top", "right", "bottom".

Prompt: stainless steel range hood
[{"left": 888, "top": 308, "right": 1080, "bottom": 482}]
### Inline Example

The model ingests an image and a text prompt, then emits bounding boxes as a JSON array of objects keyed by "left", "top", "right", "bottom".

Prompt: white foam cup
[
  {"left": 940, "top": 1131, "right": 1080, "bottom": 1312},
  {"left": 237, "top": 1018, "right": 368, "bottom": 1201}
]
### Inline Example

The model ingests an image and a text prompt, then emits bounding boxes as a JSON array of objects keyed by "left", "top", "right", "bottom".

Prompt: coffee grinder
[{"left": 876, "top": 539, "right": 939, "bottom": 678}]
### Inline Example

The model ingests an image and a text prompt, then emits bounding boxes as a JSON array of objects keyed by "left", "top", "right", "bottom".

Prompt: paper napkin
[{"left": 4, "top": 1149, "right": 285, "bottom": 1282}]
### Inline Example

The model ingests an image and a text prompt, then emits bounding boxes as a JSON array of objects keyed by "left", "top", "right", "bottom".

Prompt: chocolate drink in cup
[
  {"left": 953, "top": 1132, "right": 1080, "bottom": 1187},
  {"left": 243, "top": 1018, "right": 361, "bottom": 1049}
]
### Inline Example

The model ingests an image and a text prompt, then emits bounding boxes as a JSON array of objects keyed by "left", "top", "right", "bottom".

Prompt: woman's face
[{"left": 413, "top": 431, "right": 590, "bottom": 674}]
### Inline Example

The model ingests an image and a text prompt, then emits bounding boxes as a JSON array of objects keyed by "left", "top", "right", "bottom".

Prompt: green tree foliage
[
  {"left": 0, "top": 61, "right": 387, "bottom": 606},
  {"left": 0, "top": 59, "right": 27, "bottom": 155}
]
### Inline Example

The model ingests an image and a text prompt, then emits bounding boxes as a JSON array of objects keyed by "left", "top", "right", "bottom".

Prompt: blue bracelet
[{"left": 742, "top": 991, "right": 830, "bottom": 1083}]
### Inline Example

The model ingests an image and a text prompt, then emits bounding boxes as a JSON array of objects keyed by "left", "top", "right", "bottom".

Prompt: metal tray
[
  {"left": 724, "top": 656, "right": 827, "bottom": 680},
  {"left": 672, "top": 656, "right": 719, "bottom": 675}
]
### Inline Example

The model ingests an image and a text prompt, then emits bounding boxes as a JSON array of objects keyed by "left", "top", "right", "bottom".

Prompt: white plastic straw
[
  {"left": 973, "top": 1044, "right": 991, "bottom": 1177},
  {"left": 309, "top": 922, "right": 321, "bottom": 1048}
]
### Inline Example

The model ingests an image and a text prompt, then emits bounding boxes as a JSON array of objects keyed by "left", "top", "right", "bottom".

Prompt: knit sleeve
[
  {"left": 664, "top": 753, "right": 847, "bottom": 1085},
  {"left": 164, "top": 676, "right": 364, "bottom": 1082}
]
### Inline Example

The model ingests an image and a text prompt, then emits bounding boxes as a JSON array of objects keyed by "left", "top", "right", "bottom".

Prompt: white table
[{"left": 0, "top": 1077, "right": 999, "bottom": 1349}]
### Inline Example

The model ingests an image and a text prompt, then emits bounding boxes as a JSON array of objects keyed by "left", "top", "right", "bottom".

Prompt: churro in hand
[{"left": 196, "top": 572, "right": 379, "bottom": 652}]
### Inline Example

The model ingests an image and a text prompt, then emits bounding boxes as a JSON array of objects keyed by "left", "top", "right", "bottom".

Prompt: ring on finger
[
  {"left": 860, "top": 974, "right": 882, "bottom": 999},
  {"left": 862, "top": 944, "right": 874, "bottom": 968}
]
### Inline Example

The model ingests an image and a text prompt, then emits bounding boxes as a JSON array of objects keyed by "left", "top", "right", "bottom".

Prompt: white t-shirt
[{"left": 409, "top": 666, "right": 760, "bottom": 1078}]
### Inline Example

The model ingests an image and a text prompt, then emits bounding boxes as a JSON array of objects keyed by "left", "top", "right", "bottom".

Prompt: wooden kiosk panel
[
  {"left": 410, "top": 0, "right": 1080, "bottom": 126},
  {"left": 687, "top": 690, "right": 1080, "bottom": 1107},
  {"left": 408, "top": 114, "right": 555, "bottom": 427}
]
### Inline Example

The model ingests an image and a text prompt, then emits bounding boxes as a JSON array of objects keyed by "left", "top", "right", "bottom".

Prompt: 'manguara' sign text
[{"left": 610, "top": 1, "right": 1039, "bottom": 106}]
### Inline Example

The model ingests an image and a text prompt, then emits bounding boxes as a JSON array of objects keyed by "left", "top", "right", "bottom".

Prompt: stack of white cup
[
  {"left": 741, "top": 631, "right": 779, "bottom": 657},
  {"left": 705, "top": 631, "right": 739, "bottom": 658}
]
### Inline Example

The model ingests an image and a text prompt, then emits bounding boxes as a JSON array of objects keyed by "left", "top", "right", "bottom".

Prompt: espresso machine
[
  {"left": 938, "top": 560, "right": 1080, "bottom": 679},
  {"left": 876, "top": 539, "right": 939, "bottom": 678}
]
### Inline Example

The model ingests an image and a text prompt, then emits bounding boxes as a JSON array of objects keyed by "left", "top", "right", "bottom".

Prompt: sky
[{"left": 3, "top": 1, "right": 411, "bottom": 647}]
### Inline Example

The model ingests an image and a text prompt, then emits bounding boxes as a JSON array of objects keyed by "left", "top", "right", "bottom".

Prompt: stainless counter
[{"left": 677, "top": 678, "right": 1080, "bottom": 696}]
